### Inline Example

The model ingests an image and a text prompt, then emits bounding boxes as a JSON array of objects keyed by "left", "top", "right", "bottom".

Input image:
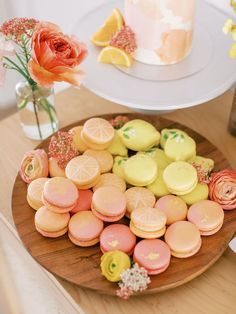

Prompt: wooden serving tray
[{"left": 12, "top": 114, "right": 236, "bottom": 296}]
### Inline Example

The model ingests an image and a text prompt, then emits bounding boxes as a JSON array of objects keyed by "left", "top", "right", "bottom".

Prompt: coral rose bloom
[
  {"left": 209, "top": 169, "right": 236, "bottom": 210},
  {"left": 20, "top": 149, "right": 48, "bottom": 183},
  {"left": 28, "top": 22, "right": 88, "bottom": 87}
]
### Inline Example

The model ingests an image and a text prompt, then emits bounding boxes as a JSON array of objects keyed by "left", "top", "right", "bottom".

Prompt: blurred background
[{"left": 0, "top": 0, "right": 233, "bottom": 120}]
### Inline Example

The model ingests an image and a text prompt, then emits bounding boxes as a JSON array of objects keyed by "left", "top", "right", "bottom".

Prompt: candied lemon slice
[{"left": 91, "top": 8, "right": 123, "bottom": 46}]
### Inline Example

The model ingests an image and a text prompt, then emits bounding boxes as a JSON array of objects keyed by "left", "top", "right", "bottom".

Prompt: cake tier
[{"left": 124, "top": 0, "right": 196, "bottom": 65}]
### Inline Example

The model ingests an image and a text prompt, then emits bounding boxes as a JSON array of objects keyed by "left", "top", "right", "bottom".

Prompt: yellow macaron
[
  {"left": 164, "top": 132, "right": 196, "bottom": 161},
  {"left": 112, "top": 156, "right": 128, "bottom": 179},
  {"left": 160, "top": 128, "right": 188, "bottom": 148},
  {"left": 118, "top": 119, "right": 160, "bottom": 151},
  {"left": 107, "top": 131, "right": 128, "bottom": 156},
  {"left": 137, "top": 148, "right": 171, "bottom": 170},
  {"left": 147, "top": 169, "right": 169, "bottom": 198},
  {"left": 163, "top": 161, "right": 198, "bottom": 195},
  {"left": 124, "top": 154, "right": 158, "bottom": 186},
  {"left": 180, "top": 183, "right": 209, "bottom": 205}
]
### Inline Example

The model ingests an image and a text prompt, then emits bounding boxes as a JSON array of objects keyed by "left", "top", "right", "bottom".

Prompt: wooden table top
[{"left": 0, "top": 86, "right": 235, "bottom": 314}]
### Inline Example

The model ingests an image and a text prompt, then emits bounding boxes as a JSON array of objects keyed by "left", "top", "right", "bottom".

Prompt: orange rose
[
  {"left": 20, "top": 149, "right": 48, "bottom": 183},
  {"left": 28, "top": 22, "right": 88, "bottom": 87},
  {"left": 209, "top": 169, "right": 236, "bottom": 210}
]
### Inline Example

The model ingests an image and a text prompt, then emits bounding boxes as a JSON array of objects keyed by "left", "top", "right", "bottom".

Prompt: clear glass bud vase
[{"left": 15, "top": 81, "right": 59, "bottom": 140}]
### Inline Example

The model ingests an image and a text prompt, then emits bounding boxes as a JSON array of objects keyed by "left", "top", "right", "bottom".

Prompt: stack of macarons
[{"left": 20, "top": 115, "right": 231, "bottom": 284}]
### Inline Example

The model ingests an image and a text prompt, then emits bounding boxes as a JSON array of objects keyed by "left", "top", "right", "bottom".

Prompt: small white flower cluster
[{"left": 117, "top": 263, "right": 151, "bottom": 299}]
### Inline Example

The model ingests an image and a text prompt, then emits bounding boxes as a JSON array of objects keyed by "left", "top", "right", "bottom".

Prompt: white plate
[{"left": 74, "top": 0, "right": 236, "bottom": 113}]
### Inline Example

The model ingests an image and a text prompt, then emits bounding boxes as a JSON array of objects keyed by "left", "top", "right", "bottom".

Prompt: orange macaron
[
  {"left": 65, "top": 155, "right": 101, "bottom": 189},
  {"left": 187, "top": 200, "right": 224, "bottom": 236},
  {"left": 35, "top": 206, "right": 70, "bottom": 238},
  {"left": 165, "top": 221, "right": 202, "bottom": 258},
  {"left": 42, "top": 177, "right": 78, "bottom": 213},
  {"left": 130, "top": 207, "right": 167, "bottom": 239},
  {"left": 91, "top": 186, "right": 126, "bottom": 222},
  {"left": 93, "top": 173, "right": 126, "bottom": 193},
  {"left": 83, "top": 149, "right": 113, "bottom": 173},
  {"left": 70, "top": 189, "right": 93, "bottom": 214},
  {"left": 68, "top": 211, "right": 104, "bottom": 247}
]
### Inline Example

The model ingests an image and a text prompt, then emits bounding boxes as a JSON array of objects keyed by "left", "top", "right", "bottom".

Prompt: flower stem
[{"left": 32, "top": 89, "right": 43, "bottom": 140}]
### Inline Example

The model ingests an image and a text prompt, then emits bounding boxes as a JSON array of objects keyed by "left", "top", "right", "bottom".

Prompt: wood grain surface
[
  {"left": 11, "top": 114, "right": 236, "bottom": 295},
  {"left": 1, "top": 87, "right": 236, "bottom": 313}
]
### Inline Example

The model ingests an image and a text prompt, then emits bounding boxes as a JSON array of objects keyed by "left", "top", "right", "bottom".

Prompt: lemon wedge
[
  {"left": 98, "top": 46, "right": 133, "bottom": 67},
  {"left": 91, "top": 8, "right": 123, "bottom": 47}
]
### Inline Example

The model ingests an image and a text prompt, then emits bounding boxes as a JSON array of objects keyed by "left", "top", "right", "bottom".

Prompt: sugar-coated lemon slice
[
  {"left": 91, "top": 8, "right": 123, "bottom": 47},
  {"left": 98, "top": 46, "right": 133, "bottom": 67}
]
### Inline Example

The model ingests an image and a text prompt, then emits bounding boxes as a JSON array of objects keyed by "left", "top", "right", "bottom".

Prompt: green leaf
[
  {"left": 173, "top": 134, "right": 178, "bottom": 138},
  {"left": 117, "top": 159, "right": 122, "bottom": 166},
  {"left": 123, "top": 126, "right": 132, "bottom": 132},
  {"left": 163, "top": 133, "right": 168, "bottom": 140},
  {"left": 123, "top": 133, "right": 130, "bottom": 139},
  {"left": 169, "top": 131, "right": 177, "bottom": 134}
]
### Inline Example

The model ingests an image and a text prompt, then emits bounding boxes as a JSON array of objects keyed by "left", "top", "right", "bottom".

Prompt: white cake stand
[{"left": 73, "top": 0, "right": 236, "bottom": 113}]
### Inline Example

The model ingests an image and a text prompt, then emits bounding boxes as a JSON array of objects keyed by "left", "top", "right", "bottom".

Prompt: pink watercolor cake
[{"left": 124, "top": 0, "right": 196, "bottom": 65}]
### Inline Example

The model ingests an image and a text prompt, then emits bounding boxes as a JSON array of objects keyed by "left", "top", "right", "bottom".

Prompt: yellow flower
[
  {"left": 229, "top": 43, "right": 236, "bottom": 58},
  {"left": 100, "top": 251, "right": 131, "bottom": 282},
  {"left": 223, "top": 19, "right": 233, "bottom": 34}
]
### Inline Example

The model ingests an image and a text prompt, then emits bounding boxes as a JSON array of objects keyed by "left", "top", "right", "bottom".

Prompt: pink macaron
[
  {"left": 100, "top": 224, "right": 136, "bottom": 256},
  {"left": 187, "top": 200, "right": 224, "bottom": 236},
  {"left": 70, "top": 189, "right": 93, "bottom": 214},
  {"left": 68, "top": 211, "right": 104, "bottom": 247},
  {"left": 91, "top": 186, "right": 126, "bottom": 222},
  {"left": 133, "top": 239, "right": 171, "bottom": 275},
  {"left": 42, "top": 177, "right": 78, "bottom": 213}
]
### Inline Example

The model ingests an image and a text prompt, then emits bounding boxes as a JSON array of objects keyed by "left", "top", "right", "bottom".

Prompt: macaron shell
[
  {"left": 70, "top": 189, "right": 93, "bottom": 214},
  {"left": 92, "top": 186, "right": 126, "bottom": 216},
  {"left": 163, "top": 161, "right": 198, "bottom": 194},
  {"left": 36, "top": 225, "right": 68, "bottom": 238},
  {"left": 147, "top": 170, "right": 170, "bottom": 198},
  {"left": 155, "top": 195, "right": 188, "bottom": 225},
  {"left": 125, "top": 187, "right": 156, "bottom": 217},
  {"left": 43, "top": 177, "right": 78, "bottom": 208},
  {"left": 35, "top": 206, "right": 70, "bottom": 232},
  {"left": 131, "top": 207, "right": 167, "bottom": 232},
  {"left": 133, "top": 239, "right": 171, "bottom": 274},
  {"left": 100, "top": 224, "right": 136, "bottom": 255},
  {"left": 130, "top": 221, "right": 166, "bottom": 239},
  {"left": 164, "top": 134, "right": 196, "bottom": 161},
  {"left": 27, "top": 178, "right": 49, "bottom": 210},
  {"left": 81, "top": 131, "right": 111, "bottom": 150},
  {"left": 42, "top": 196, "right": 76, "bottom": 213},
  {"left": 180, "top": 183, "right": 209, "bottom": 205},
  {"left": 93, "top": 173, "right": 126, "bottom": 193},
  {"left": 65, "top": 155, "right": 101, "bottom": 186},
  {"left": 75, "top": 175, "right": 101, "bottom": 190},
  {"left": 83, "top": 149, "right": 113, "bottom": 173},
  {"left": 91, "top": 203, "right": 125, "bottom": 222},
  {"left": 107, "top": 131, "right": 128, "bottom": 156},
  {"left": 68, "top": 232, "right": 100, "bottom": 247},
  {"left": 171, "top": 239, "right": 202, "bottom": 258},
  {"left": 68, "top": 211, "right": 104, "bottom": 241},
  {"left": 165, "top": 221, "right": 201, "bottom": 256},
  {"left": 124, "top": 154, "right": 158, "bottom": 186},
  {"left": 200, "top": 220, "right": 224, "bottom": 236},
  {"left": 112, "top": 156, "right": 128, "bottom": 179},
  {"left": 69, "top": 125, "right": 89, "bottom": 152},
  {"left": 187, "top": 200, "right": 224, "bottom": 232}
]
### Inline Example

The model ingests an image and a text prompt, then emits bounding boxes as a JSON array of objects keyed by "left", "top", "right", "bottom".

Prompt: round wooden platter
[{"left": 12, "top": 114, "right": 236, "bottom": 296}]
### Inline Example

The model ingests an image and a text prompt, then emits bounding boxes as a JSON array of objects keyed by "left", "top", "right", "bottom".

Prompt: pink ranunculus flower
[
  {"left": 209, "top": 169, "right": 236, "bottom": 210},
  {"left": 0, "top": 32, "right": 15, "bottom": 85},
  {"left": 20, "top": 149, "right": 49, "bottom": 183},
  {"left": 28, "top": 22, "right": 88, "bottom": 88}
]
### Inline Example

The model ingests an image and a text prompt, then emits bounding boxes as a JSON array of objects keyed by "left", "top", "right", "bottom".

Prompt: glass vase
[{"left": 15, "top": 81, "right": 59, "bottom": 140}]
